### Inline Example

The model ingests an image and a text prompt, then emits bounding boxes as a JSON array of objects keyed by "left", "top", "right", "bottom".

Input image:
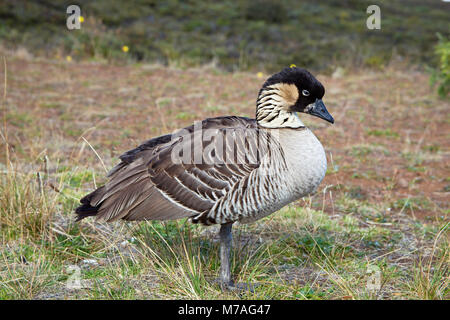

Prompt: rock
[
  {"left": 332, "top": 67, "right": 345, "bottom": 79},
  {"left": 397, "top": 178, "right": 409, "bottom": 188},
  {"left": 81, "top": 259, "right": 99, "bottom": 268}
]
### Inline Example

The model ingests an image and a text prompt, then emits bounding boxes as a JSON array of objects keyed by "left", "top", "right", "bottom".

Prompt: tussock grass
[
  {"left": 0, "top": 168, "right": 54, "bottom": 242},
  {"left": 405, "top": 223, "right": 449, "bottom": 300}
]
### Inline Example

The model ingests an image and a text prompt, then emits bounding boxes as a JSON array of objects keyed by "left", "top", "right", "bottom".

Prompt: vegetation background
[
  {"left": 0, "top": 0, "right": 449, "bottom": 71},
  {"left": 0, "top": 0, "right": 448, "bottom": 300}
]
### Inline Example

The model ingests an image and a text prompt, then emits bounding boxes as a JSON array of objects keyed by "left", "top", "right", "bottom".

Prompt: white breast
[{"left": 278, "top": 128, "right": 327, "bottom": 199}]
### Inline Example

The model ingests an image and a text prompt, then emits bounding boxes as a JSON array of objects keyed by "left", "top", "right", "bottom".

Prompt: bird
[{"left": 75, "top": 67, "right": 334, "bottom": 289}]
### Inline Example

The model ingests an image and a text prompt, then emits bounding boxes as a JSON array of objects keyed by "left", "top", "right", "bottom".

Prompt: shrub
[{"left": 430, "top": 34, "right": 450, "bottom": 98}]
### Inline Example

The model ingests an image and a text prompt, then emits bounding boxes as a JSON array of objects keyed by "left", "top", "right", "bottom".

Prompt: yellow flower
[
  {"left": 66, "top": 55, "right": 72, "bottom": 62},
  {"left": 256, "top": 72, "right": 263, "bottom": 78},
  {"left": 79, "top": 16, "right": 84, "bottom": 23},
  {"left": 290, "top": 64, "right": 296, "bottom": 68},
  {"left": 122, "top": 46, "right": 129, "bottom": 53}
]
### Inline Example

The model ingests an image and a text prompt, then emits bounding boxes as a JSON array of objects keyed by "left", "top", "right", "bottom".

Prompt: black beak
[{"left": 308, "top": 99, "right": 334, "bottom": 123}]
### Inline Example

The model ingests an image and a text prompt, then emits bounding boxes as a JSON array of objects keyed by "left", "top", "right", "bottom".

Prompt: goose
[{"left": 75, "top": 67, "right": 334, "bottom": 289}]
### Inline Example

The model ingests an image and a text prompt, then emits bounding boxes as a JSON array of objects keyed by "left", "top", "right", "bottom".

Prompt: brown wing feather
[{"left": 75, "top": 116, "right": 265, "bottom": 223}]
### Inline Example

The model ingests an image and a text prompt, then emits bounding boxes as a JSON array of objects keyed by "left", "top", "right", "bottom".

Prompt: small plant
[
  {"left": 430, "top": 34, "right": 450, "bottom": 98},
  {"left": 366, "top": 129, "right": 399, "bottom": 138}
]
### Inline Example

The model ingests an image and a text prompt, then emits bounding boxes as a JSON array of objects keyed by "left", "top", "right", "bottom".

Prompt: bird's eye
[{"left": 302, "top": 89, "right": 310, "bottom": 96}]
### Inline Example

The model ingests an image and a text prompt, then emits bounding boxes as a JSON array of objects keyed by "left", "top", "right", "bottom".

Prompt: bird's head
[{"left": 256, "top": 67, "right": 334, "bottom": 128}]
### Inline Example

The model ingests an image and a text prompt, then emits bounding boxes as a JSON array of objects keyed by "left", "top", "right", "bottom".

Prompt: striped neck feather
[{"left": 256, "top": 83, "right": 304, "bottom": 129}]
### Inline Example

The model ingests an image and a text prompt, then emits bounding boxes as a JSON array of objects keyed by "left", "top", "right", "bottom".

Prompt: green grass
[
  {"left": 366, "top": 129, "right": 399, "bottom": 138},
  {"left": 1, "top": 161, "right": 448, "bottom": 299},
  {"left": 0, "top": 1, "right": 449, "bottom": 72}
]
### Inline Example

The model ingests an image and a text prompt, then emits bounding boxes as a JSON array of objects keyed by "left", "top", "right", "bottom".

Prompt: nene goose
[{"left": 76, "top": 67, "right": 334, "bottom": 289}]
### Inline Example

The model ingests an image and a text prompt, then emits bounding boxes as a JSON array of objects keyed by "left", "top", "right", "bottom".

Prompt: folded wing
[{"left": 75, "top": 116, "right": 276, "bottom": 223}]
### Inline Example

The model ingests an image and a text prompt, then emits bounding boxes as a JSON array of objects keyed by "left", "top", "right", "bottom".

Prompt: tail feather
[
  {"left": 75, "top": 186, "right": 105, "bottom": 221},
  {"left": 75, "top": 203, "right": 100, "bottom": 221}
]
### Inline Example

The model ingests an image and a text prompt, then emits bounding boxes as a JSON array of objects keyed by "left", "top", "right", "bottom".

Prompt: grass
[
  {"left": 366, "top": 129, "right": 399, "bottom": 138},
  {"left": 0, "top": 55, "right": 449, "bottom": 299},
  {"left": 0, "top": 165, "right": 448, "bottom": 299},
  {"left": 0, "top": 1, "right": 449, "bottom": 72}
]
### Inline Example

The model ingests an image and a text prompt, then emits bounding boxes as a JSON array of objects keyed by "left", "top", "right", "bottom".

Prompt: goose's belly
[{"left": 239, "top": 129, "right": 327, "bottom": 224}]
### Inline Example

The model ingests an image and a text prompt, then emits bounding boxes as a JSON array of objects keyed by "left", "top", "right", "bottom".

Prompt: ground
[{"left": 0, "top": 56, "right": 448, "bottom": 299}]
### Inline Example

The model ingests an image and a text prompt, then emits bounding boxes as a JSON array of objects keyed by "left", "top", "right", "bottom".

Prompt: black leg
[{"left": 219, "top": 222, "right": 233, "bottom": 287}]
